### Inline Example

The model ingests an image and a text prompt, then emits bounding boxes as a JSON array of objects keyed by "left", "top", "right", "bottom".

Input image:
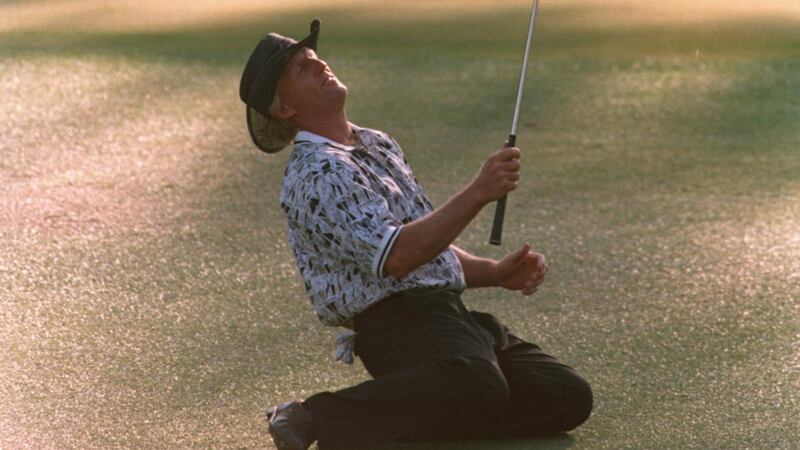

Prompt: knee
[
  {"left": 560, "top": 374, "right": 593, "bottom": 431},
  {"left": 515, "top": 368, "right": 593, "bottom": 435},
  {"left": 438, "top": 356, "right": 510, "bottom": 409}
]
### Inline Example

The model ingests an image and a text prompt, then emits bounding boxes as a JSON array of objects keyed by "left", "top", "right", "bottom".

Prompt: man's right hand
[{"left": 467, "top": 146, "right": 522, "bottom": 206}]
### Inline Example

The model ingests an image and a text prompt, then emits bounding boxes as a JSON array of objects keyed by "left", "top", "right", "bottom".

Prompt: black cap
[{"left": 239, "top": 19, "right": 321, "bottom": 153}]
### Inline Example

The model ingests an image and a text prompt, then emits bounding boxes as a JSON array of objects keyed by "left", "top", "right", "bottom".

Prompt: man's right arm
[{"left": 382, "top": 146, "right": 522, "bottom": 279}]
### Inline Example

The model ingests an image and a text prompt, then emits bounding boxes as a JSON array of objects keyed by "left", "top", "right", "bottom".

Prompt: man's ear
[{"left": 271, "top": 101, "right": 296, "bottom": 120}]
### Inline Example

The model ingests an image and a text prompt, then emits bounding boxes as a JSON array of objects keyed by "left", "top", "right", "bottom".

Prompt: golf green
[{"left": 1, "top": 1, "right": 798, "bottom": 448}]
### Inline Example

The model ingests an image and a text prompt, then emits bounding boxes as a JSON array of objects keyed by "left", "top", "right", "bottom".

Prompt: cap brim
[
  {"left": 247, "top": 105, "right": 292, "bottom": 153},
  {"left": 294, "top": 20, "right": 320, "bottom": 52}
]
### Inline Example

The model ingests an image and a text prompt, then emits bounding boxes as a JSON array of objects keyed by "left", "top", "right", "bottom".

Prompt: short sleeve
[{"left": 301, "top": 158, "right": 402, "bottom": 278}]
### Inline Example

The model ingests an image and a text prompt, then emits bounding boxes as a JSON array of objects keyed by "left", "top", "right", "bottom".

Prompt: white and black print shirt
[{"left": 279, "top": 123, "right": 466, "bottom": 361}]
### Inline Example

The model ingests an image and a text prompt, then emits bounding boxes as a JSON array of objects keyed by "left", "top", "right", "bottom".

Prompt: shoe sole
[{"left": 265, "top": 406, "right": 304, "bottom": 450}]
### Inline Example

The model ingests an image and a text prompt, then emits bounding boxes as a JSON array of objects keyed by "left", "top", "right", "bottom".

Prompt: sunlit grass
[
  {"left": 1, "top": 0, "right": 799, "bottom": 33},
  {"left": 1, "top": 0, "right": 799, "bottom": 448}
]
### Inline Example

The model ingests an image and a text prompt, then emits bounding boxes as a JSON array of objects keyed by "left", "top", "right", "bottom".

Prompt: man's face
[{"left": 274, "top": 47, "right": 347, "bottom": 121}]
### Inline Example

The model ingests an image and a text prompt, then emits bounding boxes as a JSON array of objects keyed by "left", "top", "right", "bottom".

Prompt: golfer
[{"left": 239, "top": 20, "right": 592, "bottom": 450}]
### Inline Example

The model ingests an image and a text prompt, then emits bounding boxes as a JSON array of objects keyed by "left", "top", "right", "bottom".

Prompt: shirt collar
[{"left": 294, "top": 123, "right": 364, "bottom": 151}]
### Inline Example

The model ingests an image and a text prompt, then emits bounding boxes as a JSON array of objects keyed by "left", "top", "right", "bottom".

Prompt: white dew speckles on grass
[{"left": 2, "top": 1, "right": 799, "bottom": 448}]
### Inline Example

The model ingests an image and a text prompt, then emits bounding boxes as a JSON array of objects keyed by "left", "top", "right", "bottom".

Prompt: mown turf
[{"left": 1, "top": 1, "right": 798, "bottom": 449}]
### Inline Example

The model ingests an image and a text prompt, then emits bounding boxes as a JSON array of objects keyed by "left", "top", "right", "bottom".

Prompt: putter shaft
[{"left": 489, "top": 0, "right": 539, "bottom": 246}]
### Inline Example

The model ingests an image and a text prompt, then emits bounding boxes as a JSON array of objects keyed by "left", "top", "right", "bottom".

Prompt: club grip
[
  {"left": 489, "top": 135, "right": 516, "bottom": 245},
  {"left": 489, "top": 196, "right": 507, "bottom": 245}
]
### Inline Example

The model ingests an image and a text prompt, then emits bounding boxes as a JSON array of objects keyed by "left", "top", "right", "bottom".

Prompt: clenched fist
[{"left": 495, "top": 243, "right": 548, "bottom": 295}]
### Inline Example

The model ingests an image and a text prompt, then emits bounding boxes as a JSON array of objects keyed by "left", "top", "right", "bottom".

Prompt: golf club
[{"left": 489, "top": 0, "right": 540, "bottom": 245}]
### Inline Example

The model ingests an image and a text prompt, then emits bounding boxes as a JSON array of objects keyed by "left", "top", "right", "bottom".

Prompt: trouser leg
[
  {"left": 305, "top": 289, "right": 509, "bottom": 450},
  {"left": 305, "top": 354, "right": 507, "bottom": 449},
  {"left": 397, "top": 310, "right": 593, "bottom": 442}
]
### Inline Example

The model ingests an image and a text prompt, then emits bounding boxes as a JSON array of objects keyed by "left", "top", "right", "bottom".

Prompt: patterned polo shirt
[{"left": 279, "top": 123, "right": 466, "bottom": 363}]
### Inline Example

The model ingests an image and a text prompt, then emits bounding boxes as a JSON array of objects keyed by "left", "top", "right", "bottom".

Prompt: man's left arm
[{"left": 451, "top": 244, "right": 549, "bottom": 295}]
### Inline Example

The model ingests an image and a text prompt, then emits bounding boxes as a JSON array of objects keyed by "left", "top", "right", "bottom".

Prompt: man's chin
[
  {"left": 331, "top": 81, "right": 347, "bottom": 95},
  {"left": 329, "top": 85, "right": 348, "bottom": 105}
]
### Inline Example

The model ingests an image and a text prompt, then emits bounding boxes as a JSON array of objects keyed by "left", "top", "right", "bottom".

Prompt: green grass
[{"left": 1, "top": 1, "right": 799, "bottom": 449}]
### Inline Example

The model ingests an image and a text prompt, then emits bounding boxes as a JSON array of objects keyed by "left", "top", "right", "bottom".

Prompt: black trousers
[{"left": 304, "top": 288, "right": 593, "bottom": 450}]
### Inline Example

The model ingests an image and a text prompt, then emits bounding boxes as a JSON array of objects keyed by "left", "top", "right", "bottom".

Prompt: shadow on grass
[
  {"left": 657, "top": 60, "right": 800, "bottom": 195},
  {"left": 1, "top": 4, "right": 798, "bottom": 66}
]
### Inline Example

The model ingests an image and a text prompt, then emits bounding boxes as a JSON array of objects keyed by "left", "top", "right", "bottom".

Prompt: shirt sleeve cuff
[{"left": 371, "top": 225, "right": 402, "bottom": 278}]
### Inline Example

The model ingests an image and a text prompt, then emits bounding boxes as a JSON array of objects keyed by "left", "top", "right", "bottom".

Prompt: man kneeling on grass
[{"left": 239, "top": 19, "right": 592, "bottom": 450}]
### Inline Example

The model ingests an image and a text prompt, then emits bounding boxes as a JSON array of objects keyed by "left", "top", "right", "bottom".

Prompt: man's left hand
[{"left": 495, "top": 243, "right": 548, "bottom": 295}]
